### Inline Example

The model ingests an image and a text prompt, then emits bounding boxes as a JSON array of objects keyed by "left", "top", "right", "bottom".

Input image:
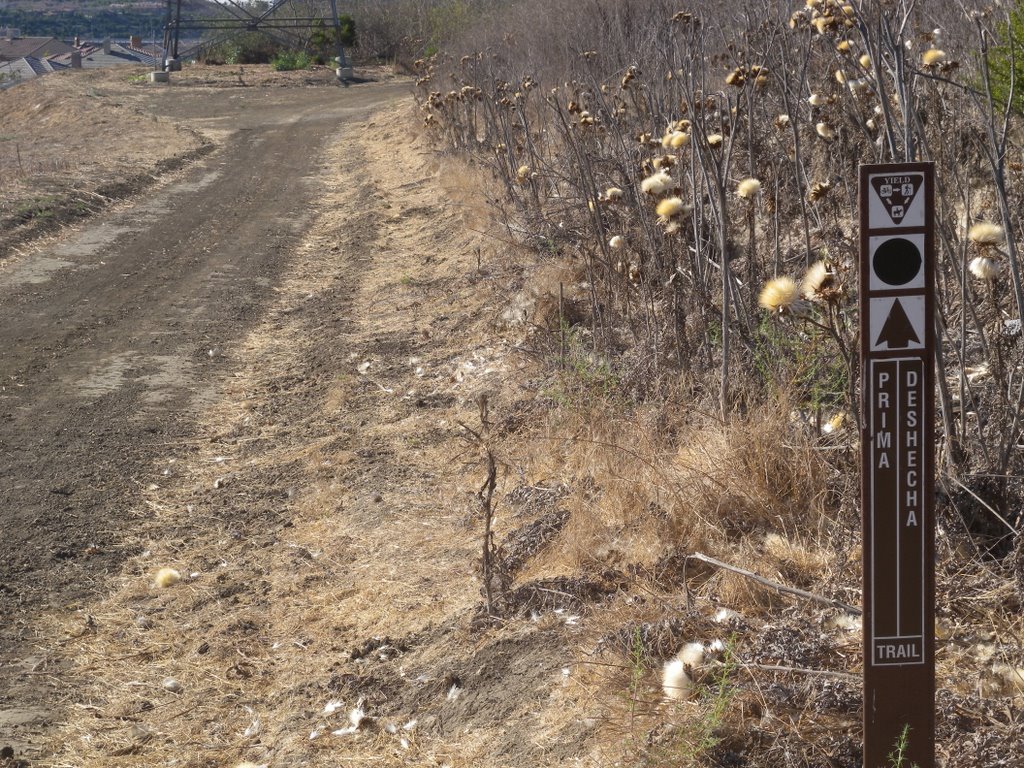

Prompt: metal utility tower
[{"left": 162, "top": 0, "right": 352, "bottom": 79}]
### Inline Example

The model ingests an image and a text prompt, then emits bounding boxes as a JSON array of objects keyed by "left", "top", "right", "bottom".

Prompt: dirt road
[{"left": 0, "top": 78, "right": 409, "bottom": 758}]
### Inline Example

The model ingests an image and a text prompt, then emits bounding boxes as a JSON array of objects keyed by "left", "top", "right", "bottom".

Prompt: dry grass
[
  {"left": 0, "top": 68, "right": 194, "bottom": 189},
  {"left": 41, "top": 99, "right": 598, "bottom": 768},
  {"left": 483, "top": 351, "right": 1024, "bottom": 765}
]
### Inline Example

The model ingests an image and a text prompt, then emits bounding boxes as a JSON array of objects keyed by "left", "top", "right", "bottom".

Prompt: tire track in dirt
[{"left": 42, "top": 104, "right": 594, "bottom": 767}]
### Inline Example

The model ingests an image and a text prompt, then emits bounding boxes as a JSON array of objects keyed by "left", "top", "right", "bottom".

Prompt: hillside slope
[{"left": 0, "top": 0, "right": 221, "bottom": 39}]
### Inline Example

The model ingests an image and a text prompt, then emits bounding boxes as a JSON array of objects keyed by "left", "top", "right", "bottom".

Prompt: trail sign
[
  {"left": 869, "top": 296, "right": 925, "bottom": 351},
  {"left": 859, "top": 162, "right": 935, "bottom": 768},
  {"left": 868, "top": 170, "right": 926, "bottom": 227}
]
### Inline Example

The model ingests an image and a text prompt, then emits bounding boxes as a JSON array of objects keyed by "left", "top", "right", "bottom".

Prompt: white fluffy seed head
[
  {"left": 605, "top": 186, "right": 623, "bottom": 201},
  {"left": 826, "top": 613, "right": 860, "bottom": 631},
  {"left": 678, "top": 642, "right": 706, "bottom": 668},
  {"left": 154, "top": 567, "right": 181, "bottom": 588},
  {"left": 640, "top": 170, "right": 673, "bottom": 195},
  {"left": 737, "top": 177, "right": 761, "bottom": 199},
  {"left": 714, "top": 607, "right": 742, "bottom": 624},
  {"left": 670, "top": 131, "right": 690, "bottom": 148},
  {"left": 759, "top": 277, "right": 799, "bottom": 312},
  {"left": 922, "top": 48, "right": 947, "bottom": 66},
  {"left": 661, "top": 642, "right": 706, "bottom": 699},
  {"left": 816, "top": 121, "right": 835, "bottom": 140},
  {"left": 824, "top": 412, "right": 846, "bottom": 434},
  {"left": 802, "top": 260, "right": 835, "bottom": 299},
  {"left": 656, "top": 196, "right": 687, "bottom": 219},
  {"left": 808, "top": 93, "right": 824, "bottom": 106},
  {"left": 969, "top": 221, "right": 1005, "bottom": 247},
  {"left": 609, "top": 235, "right": 625, "bottom": 250},
  {"left": 662, "top": 658, "right": 689, "bottom": 699},
  {"left": 969, "top": 256, "right": 1000, "bottom": 280}
]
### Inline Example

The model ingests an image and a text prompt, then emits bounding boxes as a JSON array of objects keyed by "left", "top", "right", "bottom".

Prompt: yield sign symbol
[
  {"left": 875, "top": 298, "right": 921, "bottom": 349},
  {"left": 871, "top": 175, "right": 922, "bottom": 224}
]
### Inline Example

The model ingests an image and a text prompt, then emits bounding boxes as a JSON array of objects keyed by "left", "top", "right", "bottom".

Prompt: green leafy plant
[
  {"left": 544, "top": 321, "right": 621, "bottom": 406},
  {"left": 206, "top": 32, "right": 280, "bottom": 65},
  {"left": 626, "top": 627, "right": 647, "bottom": 721},
  {"left": 271, "top": 50, "right": 313, "bottom": 71},
  {"left": 888, "top": 724, "right": 920, "bottom": 768},
  {"left": 752, "top": 313, "right": 848, "bottom": 413},
  {"left": 985, "top": 3, "right": 1024, "bottom": 114},
  {"left": 690, "top": 640, "right": 738, "bottom": 758},
  {"left": 310, "top": 15, "right": 357, "bottom": 60}
]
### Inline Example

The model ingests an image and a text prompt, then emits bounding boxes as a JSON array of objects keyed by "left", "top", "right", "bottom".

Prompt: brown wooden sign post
[{"left": 859, "top": 162, "right": 935, "bottom": 768}]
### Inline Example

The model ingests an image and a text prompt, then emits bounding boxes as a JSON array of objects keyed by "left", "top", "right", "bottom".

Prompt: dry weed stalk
[{"left": 459, "top": 393, "right": 503, "bottom": 619}]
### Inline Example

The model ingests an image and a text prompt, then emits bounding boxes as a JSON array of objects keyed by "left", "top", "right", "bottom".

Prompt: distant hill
[{"left": 0, "top": 0, "right": 221, "bottom": 41}]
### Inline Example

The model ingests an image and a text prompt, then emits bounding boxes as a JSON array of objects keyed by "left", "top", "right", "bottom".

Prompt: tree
[
  {"left": 310, "top": 15, "right": 356, "bottom": 58},
  {"left": 985, "top": 3, "right": 1024, "bottom": 113}
]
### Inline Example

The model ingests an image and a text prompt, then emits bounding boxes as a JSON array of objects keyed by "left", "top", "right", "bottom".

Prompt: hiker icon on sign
[{"left": 901, "top": 183, "right": 914, "bottom": 196}]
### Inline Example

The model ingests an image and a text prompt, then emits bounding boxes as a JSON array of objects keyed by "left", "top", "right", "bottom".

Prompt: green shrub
[
  {"left": 271, "top": 50, "right": 313, "bottom": 71},
  {"left": 202, "top": 32, "right": 280, "bottom": 65},
  {"left": 986, "top": 3, "right": 1024, "bottom": 113},
  {"left": 310, "top": 16, "right": 357, "bottom": 57}
]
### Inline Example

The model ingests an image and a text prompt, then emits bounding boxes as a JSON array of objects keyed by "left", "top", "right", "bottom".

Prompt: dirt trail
[
  {"left": 0, "top": 77, "right": 413, "bottom": 762},
  {"left": 1, "top": 74, "right": 594, "bottom": 766}
]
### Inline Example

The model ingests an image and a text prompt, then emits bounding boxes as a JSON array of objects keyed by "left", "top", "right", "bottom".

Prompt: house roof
[
  {"left": 111, "top": 42, "right": 161, "bottom": 67},
  {"left": 121, "top": 41, "right": 164, "bottom": 60},
  {"left": 49, "top": 45, "right": 155, "bottom": 69},
  {"left": 0, "top": 36, "right": 76, "bottom": 61},
  {"left": 0, "top": 56, "right": 67, "bottom": 89},
  {"left": 0, "top": 57, "right": 36, "bottom": 86},
  {"left": 26, "top": 56, "right": 64, "bottom": 75}
]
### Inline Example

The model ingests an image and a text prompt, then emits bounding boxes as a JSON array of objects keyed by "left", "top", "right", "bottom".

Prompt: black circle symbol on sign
[{"left": 872, "top": 237, "right": 922, "bottom": 286}]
